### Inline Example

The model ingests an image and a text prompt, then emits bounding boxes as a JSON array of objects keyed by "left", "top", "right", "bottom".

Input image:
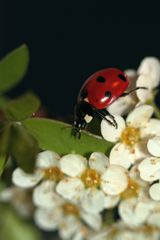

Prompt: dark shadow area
[{"left": 1, "top": 0, "right": 160, "bottom": 119}]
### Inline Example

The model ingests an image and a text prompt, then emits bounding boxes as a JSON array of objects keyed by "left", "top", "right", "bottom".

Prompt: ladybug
[{"left": 73, "top": 68, "right": 146, "bottom": 138}]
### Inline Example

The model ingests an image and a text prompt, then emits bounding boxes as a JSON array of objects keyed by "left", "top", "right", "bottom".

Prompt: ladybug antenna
[{"left": 121, "top": 87, "right": 148, "bottom": 97}]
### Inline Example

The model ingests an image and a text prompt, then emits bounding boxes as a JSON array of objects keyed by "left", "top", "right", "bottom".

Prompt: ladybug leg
[
  {"left": 94, "top": 109, "right": 118, "bottom": 128},
  {"left": 71, "top": 126, "right": 81, "bottom": 139},
  {"left": 120, "top": 87, "right": 147, "bottom": 97},
  {"left": 102, "top": 109, "right": 118, "bottom": 128}
]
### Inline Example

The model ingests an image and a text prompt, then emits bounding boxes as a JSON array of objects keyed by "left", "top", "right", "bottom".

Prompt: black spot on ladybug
[
  {"left": 105, "top": 91, "right": 111, "bottom": 98},
  {"left": 80, "top": 88, "right": 88, "bottom": 99},
  {"left": 118, "top": 74, "right": 126, "bottom": 82},
  {"left": 96, "top": 76, "right": 106, "bottom": 83}
]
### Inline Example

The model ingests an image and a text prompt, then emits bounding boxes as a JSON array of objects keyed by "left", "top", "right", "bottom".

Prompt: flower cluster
[{"left": 1, "top": 56, "right": 160, "bottom": 240}]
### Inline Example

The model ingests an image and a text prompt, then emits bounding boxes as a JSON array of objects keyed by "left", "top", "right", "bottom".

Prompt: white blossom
[
  {"left": 149, "top": 183, "right": 160, "bottom": 201},
  {"left": 0, "top": 186, "right": 33, "bottom": 218},
  {"left": 12, "top": 150, "right": 62, "bottom": 188},
  {"left": 139, "top": 136, "right": 160, "bottom": 201},
  {"left": 101, "top": 105, "right": 160, "bottom": 169},
  {"left": 56, "top": 153, "right": 128, "bottom": 214},
  {"left": 137, "top": 57, "right": 160, "bottom": 102},
  {"left": 88, "top": 221, "right": 160, "bottom": 240},
  {"left": 147, "top": 136, "right": 160, "bottom": 157},
  {"left": 138, "top": 157, "right": 160, "bottom": 182},
  {"left": 34, "top": 201, "right": 101, "bottom": 239},
  {"left": 119, "top": 196, "right": 155, "bottom": 227}
]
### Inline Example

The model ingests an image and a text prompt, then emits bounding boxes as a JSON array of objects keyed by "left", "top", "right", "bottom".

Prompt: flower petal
[
  {"left": 59, "top": 215, "right": 80, "bottom": 240},
  {"left": 136, "top": 75, "right": 152, "bottom": 102},
  {"left": 0, "top": 187, "right": 15, "bottom": 201},
  {"left": 33, "top": 180, "right": 63, "bottom": 208},
  {"left": 138, "top": 57, "right": 160, "bottom": 88},
  {"left": 89, "top": 152, "right": 109, "bottom": 173},
  {"left": 101, "top": 115, "right": 125, "bottom": 142},
  {"left": 147, "top": 212, "right": 160, "bottom": 228},
  {"left": 12, "top": 168, "right": 43, "bottom": 188},
  {"left": 104, "top": 194, "right": 119, "bottom": 209},
  {"left": 134, "top": 141, "right": 150, "bottom": 161},
  {"left": 125, "top": 69, "right": 137, "bottom": 86},
  {"left": 126, "top": 105, "right": 154, "bottom": 128},
  {"left": 134, "top": 201, "right": 154, "bottom": 222},
  {"left": 147, "top": 136, "right": 160, "bottom": 157},
  {"left": 56, "top": 177, "right": 84, "bottom": 202},
  {"left": 119, "top": 197, "right": 153, "bottom": 227},
  {"left": 107, "top": 95, "right": 136, "bottom": 116},
  {"left": 149, "top": 183, "right": 160, "bottom": 201},
  {"left": 129, "top": 164, "right": 148, "bottom": 188},
  {"left": 81, "top": 211, "right": 102, "bottom": 231},
  {"left": 138, "top": 157, "right": 160, "bottom": 182},
  {"left": 72, "top": 228, "right": 89, "bottom": 240},
  {"left": 36, "top": 150, "right": 60, "bottom": 168},
  {"left": 81, "top": 188, "right": 105, "bottom": 214},
  {"left": 34, "top": 207, "right": 59, "bottom": 231},
  {"left": 100, "top": 165, "right": 128, "bottom": 195},
  {"left": 141, "top": 118, "right": 160, "bottom": 139},
  {"left": 60, "top": 154, "right": 87, "bottom": 177},
  {"left": 109, "top": 143, "right": 135, "bottom": 169},
  {"left": 119, "top": 199, "right": 139, "bottom": 227}
]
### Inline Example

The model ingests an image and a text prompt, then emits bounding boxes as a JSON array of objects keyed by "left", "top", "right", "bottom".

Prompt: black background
[{"left": 1, "top": 1, "right": 160, "bottom": 119}]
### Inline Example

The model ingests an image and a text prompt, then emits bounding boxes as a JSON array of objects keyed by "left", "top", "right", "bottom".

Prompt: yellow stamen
[
  {"left": 121, "top": 126, "right": 140, "bottom": 147},
  {"left": 44, "top": 167, "right": 63, "bottom": 181},
  {"left": 81, "top": 169, "right": 100, "bottom": 188},
  {"left": 121, "top": 178, "right": 140, "bottom": 199},
  {"left": 62, "top": 203, "right": 79, "bottom": 216},
  {"left": 138, "top": 225, "right": 158, "bottom": 234}
]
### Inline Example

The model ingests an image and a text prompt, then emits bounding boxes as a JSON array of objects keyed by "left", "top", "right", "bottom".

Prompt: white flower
[
  {"left": 113, "top": 225, "right": 160, "bottom": 240},
  {"left": 119, "top": 196, "right": 155, "bottom": 227},
  {"left": 139, "top": 136, "right": 160, "bottom": 201},
  {"left": 137, "top": 57, "right": 160, "bottom": 102},
  {"left": 139, "top": 137, "right": 160, "bottom": 183},
  {"left": 0, "top": 186, "right": 33, "bottom": 218},
  {"left": 34, "top": 201, "right": 101, "bottom": 239},
  {"left": 119, "top": 164, "right": 156, "bottom": 228},
  {"left": 138, "top": 57, "right": 160, "bottom": 89},
  {"left": 100, "top": 165, "right": 128, "bottom": 195},
  {"left": 89, "top": 221, "right": 160, "bottom": 240},
  {"left": 149, "top": 183, "right": 160, "bottom": 201},
  {"left": 138, "top": 157, "right": 160, "bottom": 182},
  {"left": 147, "top": 136, "right": 160, "bottom": 157},
  {"left": 33, "top": 180, "right": 64, "bottom": 208},
  {"left": 101, "top": 104, "right": 160, "bottom": 169},
  {"left": 147, "top": 203, "right": 160, "bottom": 228},
  {"left": 56, "top": 153, "right": 128, "bottom": 214},
  {"left": 12, "top": 150, "right": 62, "bottom": 188}
]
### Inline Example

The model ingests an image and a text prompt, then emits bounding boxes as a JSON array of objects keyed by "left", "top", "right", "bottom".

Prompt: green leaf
[
  {"left": 0, "top": 122, "right": 11, "bottom": 154},
  {"left": 5, "top": 92, "right": 41, "bottom": 121},
  {"left": 0, "top": 95, "right": 9, "bottom": 110},
  {"left": 0, "top": 205, "right": 42, "bottom": 240},
  {"left": 23, "top": 118, "right": 113, "bottom": 156},
  {"left": 10, "top": 123, "right": 39, "bottom": 172},
  {"left": 0, "top": 122, "right": 11, "bottom": 175},
  {"left": 0, "top": 155, "right": 6, "bottom": 176},
  {"left": 0, "top": 44, "right": 29, "bottom": 93}
]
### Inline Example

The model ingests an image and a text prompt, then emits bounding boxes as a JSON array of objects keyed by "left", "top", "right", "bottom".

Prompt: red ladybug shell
[{"left": 79, "top": 68, "right": 129, "bottom": 109}]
